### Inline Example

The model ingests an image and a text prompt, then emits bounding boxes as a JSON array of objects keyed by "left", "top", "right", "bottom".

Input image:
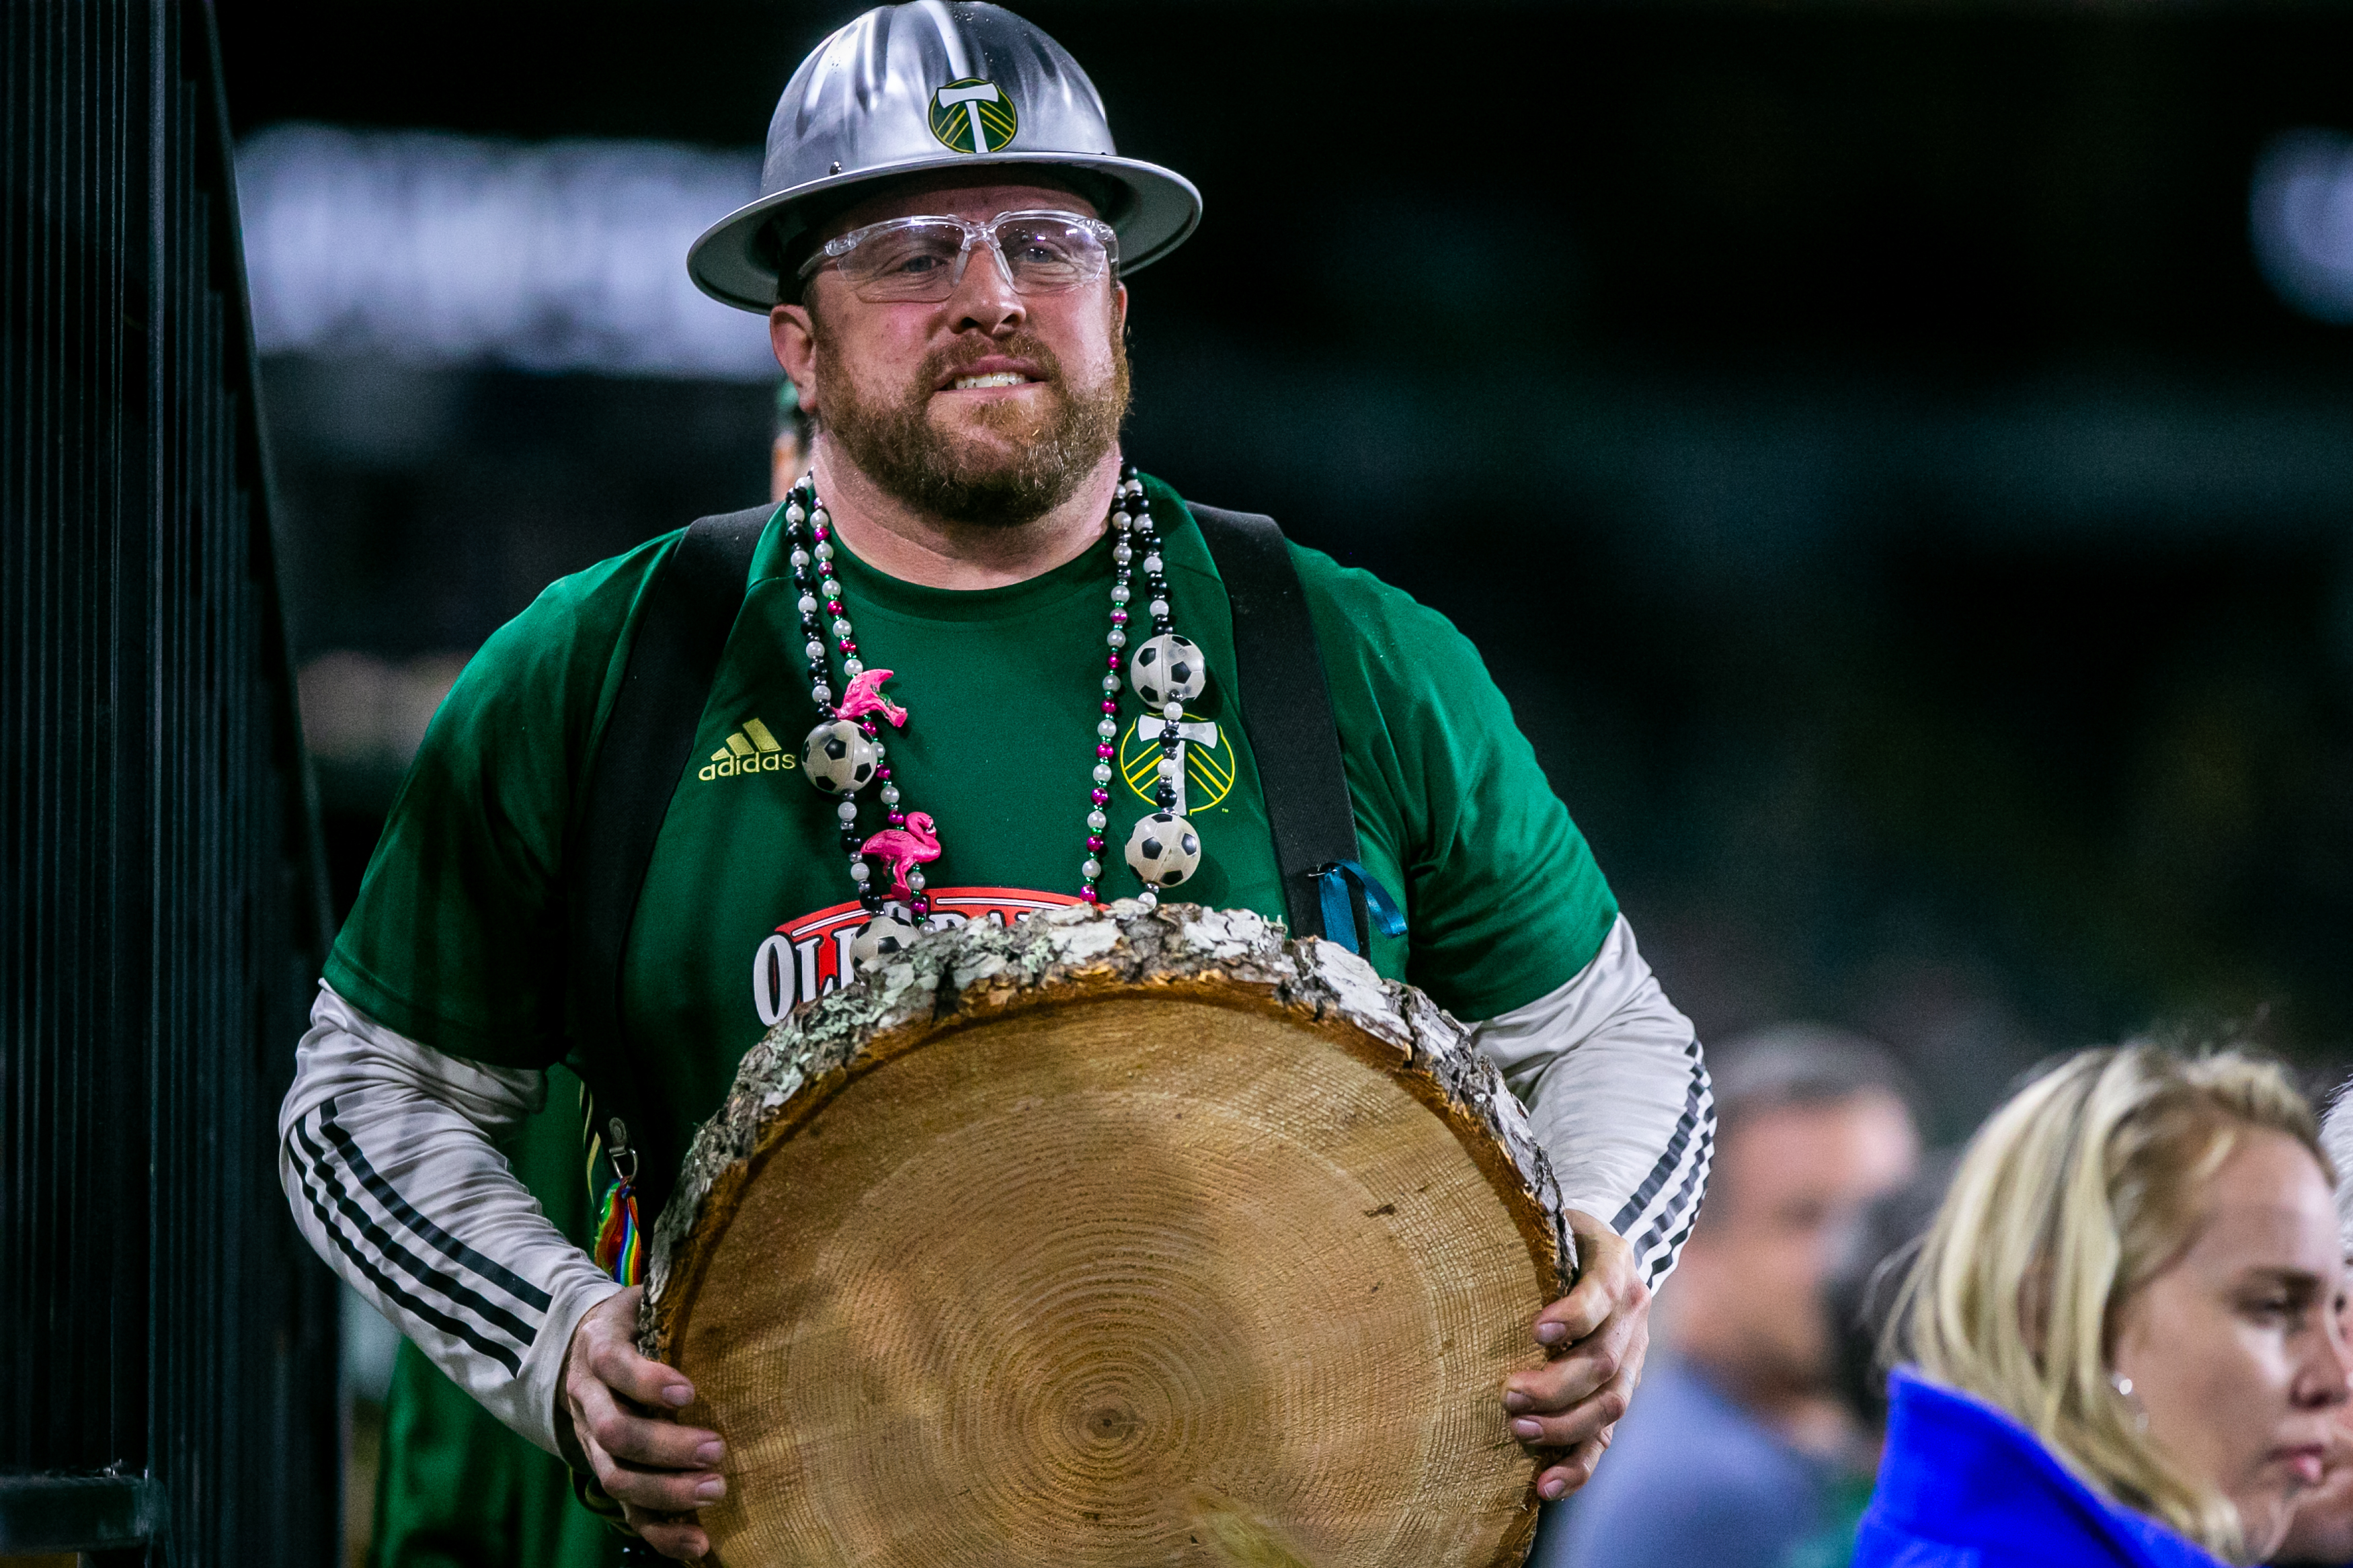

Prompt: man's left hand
[{"left": 1502, "top": 1208, "right": 1650, "bottom": 1501}]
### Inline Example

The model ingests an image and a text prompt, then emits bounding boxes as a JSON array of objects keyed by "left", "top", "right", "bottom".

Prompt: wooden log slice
[{"left": 643, "top": 903, "right": 1573, "bottom": 1568}]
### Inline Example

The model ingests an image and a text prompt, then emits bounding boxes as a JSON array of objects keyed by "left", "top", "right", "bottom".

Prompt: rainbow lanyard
[{"left": 590, "top": 1115, "right": 645, "bottom": 1287}]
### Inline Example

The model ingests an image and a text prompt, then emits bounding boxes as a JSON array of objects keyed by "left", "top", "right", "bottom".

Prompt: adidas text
[{"left": 700, "top": 718, "right": 796, "bottom": 782}]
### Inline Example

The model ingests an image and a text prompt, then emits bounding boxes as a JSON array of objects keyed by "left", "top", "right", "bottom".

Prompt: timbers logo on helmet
[
  {"left": 928, "top": 78, "right": 1018, "bottom": 154},
  {"left": 687, "top": 5, "right": 1202, "bottom": 313}
]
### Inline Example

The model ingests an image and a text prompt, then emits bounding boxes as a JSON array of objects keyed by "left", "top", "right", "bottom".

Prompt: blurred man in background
[{"left": 1544, "top": 1026, "right": 1920, "bottom": 1568}]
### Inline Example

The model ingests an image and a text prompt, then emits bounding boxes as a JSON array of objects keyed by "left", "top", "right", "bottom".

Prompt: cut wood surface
[{"left": 643, "top": 902, "right": 1574, "bottom": 1568}]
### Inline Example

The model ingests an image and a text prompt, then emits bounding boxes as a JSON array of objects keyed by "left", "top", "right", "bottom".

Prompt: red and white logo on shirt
[{"left": 750, "top": 886, "right": 1082, "bottom": 1027}]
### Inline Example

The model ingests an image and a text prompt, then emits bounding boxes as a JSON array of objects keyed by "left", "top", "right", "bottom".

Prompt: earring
[{"left": 2110, "top": 1372, "right": 2151, "bottom": 1433}]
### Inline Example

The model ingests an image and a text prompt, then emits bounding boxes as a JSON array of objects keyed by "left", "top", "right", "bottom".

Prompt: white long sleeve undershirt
[
  {"left": 1468, "top": 914, "right": 1714, "bottom": 1287},
  {"left": 277, "top": 985, "right": 621, "bottom": 1454},
  {"left": 278, "top": 911, "right": 1710, "bottom": 1451}
]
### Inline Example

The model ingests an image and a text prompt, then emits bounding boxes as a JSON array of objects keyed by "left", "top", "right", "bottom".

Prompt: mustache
[
  {"left": 809, "top": 302, "right": 1129, "bottom": 529},
  {"left": 920, "top": 332, "right": 1064, "bottom": 389}
]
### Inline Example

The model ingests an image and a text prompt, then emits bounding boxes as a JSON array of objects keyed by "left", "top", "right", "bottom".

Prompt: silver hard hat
[{"left": 689, "top": 2, "right": 1201, "bottom": 314}]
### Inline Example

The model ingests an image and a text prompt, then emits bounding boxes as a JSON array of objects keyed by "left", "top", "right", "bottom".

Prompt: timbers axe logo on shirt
[
  {"left": 750, "top": 887, "right": 1082, "bottom": 1027},
  {"left": 1117, "top": 709, "right": 1232, "bottom": 814}
]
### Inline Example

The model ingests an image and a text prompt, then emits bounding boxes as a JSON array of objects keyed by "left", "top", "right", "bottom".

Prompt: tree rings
[{"left": 643, "top": 903, "right": 1572, "bottom": 1568}]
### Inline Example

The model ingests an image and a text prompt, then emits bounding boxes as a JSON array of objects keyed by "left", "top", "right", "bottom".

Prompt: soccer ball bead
[
  {"left": 850, "top": 913, "right": 921, "bottom": 975},
  {"left": 1124, "top": 810, "right": 1201, "bottom": 887},
  {"left": 801, "top": 719, "right": 877, "bottom": 794},
  {"left": 1129, "top": 633, "right": 1206, "bottom": 709}
]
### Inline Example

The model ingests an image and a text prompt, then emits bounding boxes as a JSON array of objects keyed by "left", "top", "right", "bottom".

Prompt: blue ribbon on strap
[{"left": 1313, "top": 860, "right": 1408, "bottom": 955}]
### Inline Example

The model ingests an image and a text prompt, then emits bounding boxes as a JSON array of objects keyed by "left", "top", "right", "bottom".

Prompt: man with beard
[{"left": 279, "top": 6, "right": 1712, "bottom": 1561}]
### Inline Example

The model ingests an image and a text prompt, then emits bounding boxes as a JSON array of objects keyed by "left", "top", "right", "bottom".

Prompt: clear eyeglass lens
[
  {"left": 836, "top": 215, "right": 1110, "bottom": 301},
  {"left": 992, "top": 217, "right": 1103, "bottom": 290},
  {"left": 840, "top": 224, "right": 968, "bottom": 298}
]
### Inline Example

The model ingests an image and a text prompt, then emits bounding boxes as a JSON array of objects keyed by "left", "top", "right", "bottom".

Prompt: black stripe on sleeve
[
  {"left": 292, "top": 1114, "right": 541, "bottom": 1356},
  {"left": 319, "top": 1098, "right": 555, "bottom": 1313},
  {"left": 288, "top": 1127, "right": 526, "bottom": 1378},
  {"left": 1639, "top": 1208, "right": 1705, "bottom": 1288},
  {"left": 1634, "top": 1122, "right": 1714, "bottom": 1264},
  {"left": 1609, "top": 1042, "right": 1709, "bottom": 1235}
]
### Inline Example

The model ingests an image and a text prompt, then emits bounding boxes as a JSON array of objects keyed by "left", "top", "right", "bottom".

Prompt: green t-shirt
[{"left": 327, "top": 477, "right": 1618, "bottom": 1167}]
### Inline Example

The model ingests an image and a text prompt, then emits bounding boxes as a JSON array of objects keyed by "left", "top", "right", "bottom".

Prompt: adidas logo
[{"left": 699, "top": 717, "right": 798, "bottom": 781}]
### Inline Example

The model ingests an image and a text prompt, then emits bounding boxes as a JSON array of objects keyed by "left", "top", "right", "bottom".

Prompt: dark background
[{"left": 218, "top": 0, "right": 2353, "bottom": 1141}]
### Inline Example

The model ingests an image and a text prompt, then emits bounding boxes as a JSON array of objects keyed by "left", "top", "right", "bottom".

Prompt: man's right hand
[{"left": 558, "top": 1286, "right": 724, "bottom": 1562}]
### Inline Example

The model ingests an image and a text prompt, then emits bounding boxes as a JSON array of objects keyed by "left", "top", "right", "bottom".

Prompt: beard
[{"left": 812, "top": 314, "right": 1130, "bottom": 529}]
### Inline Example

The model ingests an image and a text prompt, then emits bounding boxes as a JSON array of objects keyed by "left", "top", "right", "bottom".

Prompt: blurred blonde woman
[{"left": 1853, "top": 1046, "right": 2351, "bottom": 1568}]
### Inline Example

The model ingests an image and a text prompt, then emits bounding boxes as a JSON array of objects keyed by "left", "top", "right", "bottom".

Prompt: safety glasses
[{"left": 797, "top": 209, "right": 1118, "bottom": 302}]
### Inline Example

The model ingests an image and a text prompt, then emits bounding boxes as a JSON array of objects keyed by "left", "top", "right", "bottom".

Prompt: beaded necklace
[{"left": 783, "top": 463, "right": 1209, "bottom": 972}]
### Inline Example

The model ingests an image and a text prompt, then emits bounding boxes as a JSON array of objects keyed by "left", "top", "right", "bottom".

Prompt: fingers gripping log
[{"left": 640, "top": 902, "right": 1576, "bottom": 1568}]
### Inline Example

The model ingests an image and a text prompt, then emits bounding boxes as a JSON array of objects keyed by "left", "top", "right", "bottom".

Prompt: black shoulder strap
[
  {"left": 1187, "top": 504, "right": 1369, "bottom": 949},
  {"left": 569, "top": 498, "right": 1365, "bottom": 1222},
  {"left": 567, "top": 502, "right": 771, "bottom": 1223}
]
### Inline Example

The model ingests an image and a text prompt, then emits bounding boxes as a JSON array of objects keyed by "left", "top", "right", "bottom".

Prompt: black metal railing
[{"left": 1, "top": 2, "right": 338, "bottom": 1563}]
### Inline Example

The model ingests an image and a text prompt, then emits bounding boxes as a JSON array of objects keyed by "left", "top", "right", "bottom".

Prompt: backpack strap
[
  {"left": 1187, "top": 504, "right": 1384, "bottom": 952},
  {"left": 567, "top": 503, "right": 772, "bottom": 1225},
  {"left": 569, "top": 497, "right": 1391, "bottom": 1228}
]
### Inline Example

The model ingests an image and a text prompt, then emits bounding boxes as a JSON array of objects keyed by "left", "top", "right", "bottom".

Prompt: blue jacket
[
  {"left": 1853, "top": 1370, "right": 2227, "bottom": 1568},
  {"left": 1532, "top": 1358, "right": 1835, "bottom": 1568}
]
